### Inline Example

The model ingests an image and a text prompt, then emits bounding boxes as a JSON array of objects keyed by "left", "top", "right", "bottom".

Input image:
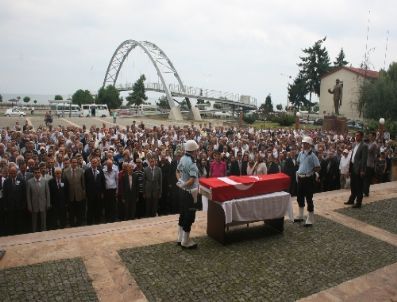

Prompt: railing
[{"left": 116, "top": 82, "right": 257, "bottom": 107}]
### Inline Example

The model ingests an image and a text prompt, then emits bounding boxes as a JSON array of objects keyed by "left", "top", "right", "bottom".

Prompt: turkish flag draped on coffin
[{"left": 199, "top": 172, "right": 290, "bottom": 202}]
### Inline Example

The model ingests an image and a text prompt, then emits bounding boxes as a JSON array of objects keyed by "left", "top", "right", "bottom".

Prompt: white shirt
[
  {"left": 339, "top": 154, "right": 350, "bottom": 175},
  {"left": 104, "top": 167, "right": 118, "bottom": 190}
]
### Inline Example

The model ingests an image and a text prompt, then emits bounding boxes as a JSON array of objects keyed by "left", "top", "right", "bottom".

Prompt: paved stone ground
[
  {"left": 336, "top": 198, "right": 397, "bottom": 235},
  {"left": 0, "top": 258, "right": 98, "bottom": 302},
  {"left": 119, "top": 215, "right": 397, "bottom": 302}
]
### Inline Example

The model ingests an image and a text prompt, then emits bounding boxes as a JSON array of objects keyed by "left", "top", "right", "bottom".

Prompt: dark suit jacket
[
  {"left": 48, "top": 177, "right": 69, "bottom": 208},
  {"left": 350, "top": 142, "right": 368, "bottom": 175},
  {"left": 229, "top": 161, "right": 241, "bottom": 176},
  {"left": 122, "top": 173, "right": 138, "bottom": 202},
  {"left": 169, "top": 159, "right": 179, "bottom": 189},
  {"left": 143, "top": 166, "right": 162, "bottom": 198},
  {"left": 3, "top": 176, "right": 26, "bottom": 211},
  {"left": 84, "top": 168, "right": 105, "bottom": 199}
]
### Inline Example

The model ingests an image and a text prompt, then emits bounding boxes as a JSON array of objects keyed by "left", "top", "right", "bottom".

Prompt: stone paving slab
[
  {"left": 335, "top": 198, "right": 397, "bottom": 235},
  {"left": 119, "top": 215, "right": 397, "bottom": 302},
  {"left": 0, "top": 258, "right": 98, "bottom": 302}
]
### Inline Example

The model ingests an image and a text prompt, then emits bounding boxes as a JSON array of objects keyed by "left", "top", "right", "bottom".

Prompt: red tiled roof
[{"left": 322, "top": 66, "right": 379, "bottom": 79}]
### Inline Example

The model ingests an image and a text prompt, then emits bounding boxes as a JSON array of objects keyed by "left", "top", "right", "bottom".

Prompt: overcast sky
[{"left": 0, "top": 0, "right": 395, "bottom": 106}]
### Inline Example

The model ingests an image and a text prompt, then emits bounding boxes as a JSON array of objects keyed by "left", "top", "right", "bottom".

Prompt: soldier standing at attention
[
  {"left": 294, "top": 136, "right": 321, "bottom": 227},
  {"left": 176, "top": 140, "right": 200, "bottom": 249}
]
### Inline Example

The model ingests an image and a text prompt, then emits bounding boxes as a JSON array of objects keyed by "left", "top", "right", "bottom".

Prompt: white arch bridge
[{"left": 103, "top": 40, "right": 257, "bottom": 120}]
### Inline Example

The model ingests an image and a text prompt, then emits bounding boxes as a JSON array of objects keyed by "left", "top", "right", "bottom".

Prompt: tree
[
  {"left": 97, "top": 85, "right": 122, "bottom": 109},
  {"left": 264, "top": 94, "right": 273, "bottom": 113},
  {"left": 298, "top": 37, "right": 331, "bottom": 101},
  {"left": 156, "top": 95, "right": 170, "bottom": 110},
  {"left": 126, "top": 74, "right": 147, "bottom": 107},
  {"left": 359, "top": 62, "right": 397, "bottom": 120},
  {"left": 72, "top": 89, "right": 94, "bottom": 106},
  {"left": 33, "top": 100, "right": 37, "bottom": 104},
  {"left": 276, "top": 104, "right": 283, "bottom": 111},
  {"left": 0, "top": 94, "right": 2, "bottom": 102},
  {"left": 54, "top": 95, "right": 63, "bottom": 100},
  {"left": 23, "top": 96, "right": 30, "bottom": 103},
  {"left": 333, "top": 48, "right": 349, "bottom": 67},
  {"left": 288, "top": 74, "right": 310, "bottom": 110}
]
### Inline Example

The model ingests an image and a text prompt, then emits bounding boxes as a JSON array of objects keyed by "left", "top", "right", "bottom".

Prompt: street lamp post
[
  {"left": 295, "top": 111, "right": 301, "bottom": 130},
  {"left": 379, "top": 118, "right": 385, "bottom": 142}
]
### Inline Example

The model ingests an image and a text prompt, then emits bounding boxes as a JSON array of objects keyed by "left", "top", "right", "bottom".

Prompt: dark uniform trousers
[
  {"left": 178, "top": 188, "right": 196, "bottom": 232},
  {"left": 296, "top": 175, "right": 315, "bottom": 212}
]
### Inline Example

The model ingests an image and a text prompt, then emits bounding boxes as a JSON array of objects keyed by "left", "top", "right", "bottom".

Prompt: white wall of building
[{"left": 320, "top": 69, "right": 365, "bottom": 121}]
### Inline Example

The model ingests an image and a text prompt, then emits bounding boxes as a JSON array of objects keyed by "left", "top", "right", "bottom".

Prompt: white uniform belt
[{"left": 298, "top": 173, "right": 313, "bottom": 178}]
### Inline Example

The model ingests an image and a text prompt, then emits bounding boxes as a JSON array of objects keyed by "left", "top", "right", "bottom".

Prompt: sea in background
[{"left": 1, "top": 93, "right": 66, "bottom": 105}]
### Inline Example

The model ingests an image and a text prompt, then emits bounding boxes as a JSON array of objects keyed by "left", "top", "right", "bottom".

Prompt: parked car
[
  {"left": 313, "top": 118, "right": 323, "bottom": 125},
  {"left": 347, "top": 120, "right": 363, "bottom": 129},
  {"left": 4, "top": 107, "right": 26, "bottom": 117},
  {"left": 214, "top": 111, "right": 233, "bottom": 118}
]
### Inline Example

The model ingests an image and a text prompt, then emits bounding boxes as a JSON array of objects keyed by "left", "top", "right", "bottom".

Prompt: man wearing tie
[
  {"left": 122, "top": 163, "right": 138, "bottom": 220},
  {"left": 48, "top": 167, "right": 69, "bottom": 229},
  {"left": 345, "top": 131, "right": 368, "bottom": 208},
  {"left": 27, "top": 166, "right": 50, "bottom": 232},
  {"left": 84, "top": 157, "right": 105, "bottom": 224},
  {"left": 103, "top": 159, "right": 118, "bottom": 222},
  {"left": 143, "top": 157, "right": 162, "bottom": 217}
]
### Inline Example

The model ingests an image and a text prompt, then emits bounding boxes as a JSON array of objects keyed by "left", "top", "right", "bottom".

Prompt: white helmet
[
  {"left": 184, "top": 140, "right": 199, "bottom": 152},
  {"left": 302, "top": 136, "right": 313, "bottom": 145}
]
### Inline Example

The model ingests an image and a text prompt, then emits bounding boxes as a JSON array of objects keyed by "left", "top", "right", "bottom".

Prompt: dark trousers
[
  {"left": 296, "top": 176, "right": 315, "bottom": 212},
  {"left": 53, "top": 205, "right": 67, "bottom": 229},
  {"left": 87, "top": 195, "right": 103, "bottom": 225},
  {"left": 7, "top": 210, "right": 28, "bottom": 235},
  {"left": 178, "top": 189, "right": 196, "bottom": 232},
  {"left": 145, "top": 195, "right": 158, "bottom": 217},
  {"left": 69, "top": 200, "right": 84, "bottom": 226},
  {"left": 363, "top": 167, "right": 374, "bottom": 196},
  {"left": 104, "top": 189, "right": 116, "bottom": 222},
  {"left": 136, "top": 192, "right": 145, "bottom": 218},
  {"left": 348, "top": 170, "right": 364, "bottom": 205}
]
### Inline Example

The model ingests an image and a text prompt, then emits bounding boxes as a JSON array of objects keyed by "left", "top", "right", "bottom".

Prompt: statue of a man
[{"left": 328, "top": 79, "right": 343, "bottom": 115}]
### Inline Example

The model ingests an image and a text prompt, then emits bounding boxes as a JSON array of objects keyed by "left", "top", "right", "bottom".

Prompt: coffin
[{"left": 199, "top": 173, "right": 290, "bottom": 202}]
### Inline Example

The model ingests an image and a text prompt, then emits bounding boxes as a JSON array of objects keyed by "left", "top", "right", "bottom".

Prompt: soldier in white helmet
[
  {"left": 294, "top": 136, "right": 320, "bottom": 227},
  {"left": 175, "top": 140, "right": 200, "bottom": 249}
]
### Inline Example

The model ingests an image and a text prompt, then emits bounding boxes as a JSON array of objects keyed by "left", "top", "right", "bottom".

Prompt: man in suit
[
  {"left": 64, "top": 157, "right": 86, "bottom": 226},
  {"left": 103, "top": 159, "right": 118, "bottom": 222},
  {"left": 229, "top": 151, "right": 243, "bottom": 176},
  {"left": 122, "top": 163, "right": 138, "bottom": 220},
  {"left": 363, "top": 132, "right": 378, "bottom": 197},
  {"left": 283, "top": 148, "right": 298, "bottom": 196},
  {"left": 158, "top": 152, "right": 171, "bottom": 215},
  {"left": 3, "top": 166, "right": 27, "bottom": 235},
  {"left": 345, "top": 131, "right": 368, "bottom": 208},
  {"left": 48, "top": 167, "right": 69, "bottom": 229},
  {"left": 84, "top": 157, "right": 105, "bottom": 224},
  {"left": 27, "top": 166, "right": 50, "bottom": 232},
  {"left": 17, "top": 161, "right": 33, "bottom": 182},
  {"left": 143, "top": 157, "right": 162, "bottom": 217}
]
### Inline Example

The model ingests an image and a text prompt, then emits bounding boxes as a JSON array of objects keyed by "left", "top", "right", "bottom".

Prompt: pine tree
[
  {"left": 334, "top": 48, "right": 349, "bottom": 67},
  {"left": 298, "top": 37, "right": 331, "bottom": 101},
  {"left": 288, "top": 73, "right": 310, "bottom": 110},
  {"left": 126, "top": 74, "right": 148, "bottom": 107}
]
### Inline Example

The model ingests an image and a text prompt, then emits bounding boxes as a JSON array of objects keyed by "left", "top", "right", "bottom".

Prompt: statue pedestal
[
  {"left": 323, "top": 115, "right": 347, "bottom": 133},
  {"left": 169, "top": 107, "right": 183, "bottom": 121}
]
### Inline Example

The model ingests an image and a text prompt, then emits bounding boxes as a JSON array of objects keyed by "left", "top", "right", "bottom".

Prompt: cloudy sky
[{"left": 0, "top": 0, "right": 395, "bottom": 106}]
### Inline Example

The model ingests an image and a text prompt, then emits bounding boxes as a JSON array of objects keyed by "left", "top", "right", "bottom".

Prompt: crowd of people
[{"left": 0, "top": 118, "right": 395, "bottom": 236}]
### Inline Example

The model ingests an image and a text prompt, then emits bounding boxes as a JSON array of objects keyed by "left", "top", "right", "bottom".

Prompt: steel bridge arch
[{"left": 103, "top": 40, "right": 186, "bottom": 109}]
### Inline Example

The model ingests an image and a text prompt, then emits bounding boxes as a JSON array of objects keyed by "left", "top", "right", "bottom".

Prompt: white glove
[{"left": 176, "top": 179, "right": 186, "bottom": 189}]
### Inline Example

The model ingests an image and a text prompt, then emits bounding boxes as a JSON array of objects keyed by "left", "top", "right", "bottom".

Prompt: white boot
[
  {"left": 294, "top": 207, "right": 305, "bottom": 222},
  {"left": 304, "top": 211, "right": 314, "bottom": 227},
  {"left": 181, "top": 231, "right": 198, "bottom": 249},
  {"left": 177, "top": 226, "right": 183, "bottom": 246}
]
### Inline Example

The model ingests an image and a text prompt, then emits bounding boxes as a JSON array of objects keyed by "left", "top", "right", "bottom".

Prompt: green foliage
[
  {"left": 0, "top": 94, "right": 2, "bottom": 102},
  {"left": 213, "top": 103, "right": 222, "bottom": 109},
  {"left": 312, "top": 102, "right": 319, "bottom": 112},
  {"left": 54, "top": 95, "right": 63, "bottom": 100},
  {"left": 97, "top": 85, "right": 122, "bottom": 109},
  {"left": 276, "top": 104, "right": 283, "bottom": 111},
  {"left": 126, "top": 74, "right": 147, "bottom": 107},
  {"left": 334, "top": 48, "right": 349, "bottom": 67},
  {"left": 243, "top": 113, "right": 257, "bottom": 124},
  {"left": 360, "top": 62, "right": 397, "bottom": 120},
  {"left": 72, "top": 89, "right": 94, "bottom": 106},
  {"left": 23, "top": 96, "right": 30, "bottom": 103},
  {"left": 197, "top": 99, "right": 205, "bottom": 104},
  {"left": 33, "top": 100, "right": 37, "bottom": 104},
  {"left": 288, "top": 74, "right": 309, "bottom": 109},
  {"left": 156, "top": 95, "right": 170, "bottom": 109},
  {"left": 298, "top": 37, "right": 331, "bottom": 100},
  {"left": 274, "top": 113, "right": 295, "bottom": 126}
]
